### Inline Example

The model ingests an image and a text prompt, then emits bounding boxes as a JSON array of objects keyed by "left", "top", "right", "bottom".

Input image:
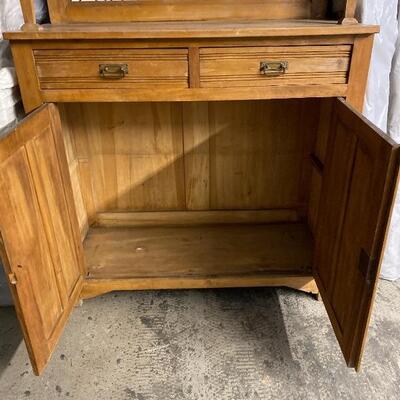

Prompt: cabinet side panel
[
  {"left": 308, "top": 99, "right": 334, "bottom": 235},
  {"left": 58, "top": 103, "right": 90, "bottom": 238},
  {"left": 9, "top": 42, "right": 42, "bottom": 113},
  {"left": 346, "top": 35, "right": 374, "bottom": 112},
  {"left": 0, "top": 149, "right": 64, "bottom": 340},
  {"left": 25, "top": 127, "right": 82, "bottom": 296},
  {"left": 314, "top": 98, "right": 400, "bottom": 370}
]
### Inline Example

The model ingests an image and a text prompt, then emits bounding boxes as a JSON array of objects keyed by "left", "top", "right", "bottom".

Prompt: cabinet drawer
[
  {"left": 200, "top": 46, "right": 352, "bottom": 88},
  {"left": 34, "top": 49, "right": 189, "bottom": 89}
]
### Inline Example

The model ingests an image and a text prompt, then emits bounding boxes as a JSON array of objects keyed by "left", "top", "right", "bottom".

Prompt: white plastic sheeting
[
  {"left": 0, "top": 0, "right": 47, "bottom": 67},
  {"left": 384, "top": 5, "right": 400, "bottom": 280},
  {"left": 359, "top": 0, "right": 400, "bottom": 280},
  {"left": 0, "top": 0, "right": 23, "bottom": 129}
]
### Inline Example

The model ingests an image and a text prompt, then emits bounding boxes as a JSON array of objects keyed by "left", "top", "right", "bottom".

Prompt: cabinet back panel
[
  {"left": 60, "top": 100, "right": 319, "bottom": 219},
  {"left": 48, "top": 0, "right": 329, "bottom": 23}
]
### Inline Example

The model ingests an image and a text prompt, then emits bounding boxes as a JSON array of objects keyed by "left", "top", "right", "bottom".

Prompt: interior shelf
[{"left": 84, "top": 222, "right": 313, "bottom": 281}]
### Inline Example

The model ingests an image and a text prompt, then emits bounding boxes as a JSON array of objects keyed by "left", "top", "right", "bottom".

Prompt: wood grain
[
  {"left": 61, "top": 100, "right": 317, "bottom": 216},
  {"left": 183, "top": 100, "right": 317, "bottom": 210},
  {"left": 40, "top": 85, "right": 349, "bottom": 105},
  {"left": 7, "top": 31, "right": 376, "bottom": 110},
  {"left": 47, "top": 0, "right": 318, "bottom": 23},
  {"left": 200, "top": 45, "right": 351, "bottom": 88},
  {"left": 34, "top": 49, "right": 189, "bottom": 90},
  {"left": 314, "top": 98, "right": 400, "bottom": 370},
  {"left": 9, "top": 42, "right": 42, "bottom": 112},
  {"left": 95, "top": 210, "right": 300, "bottom": 227},
  {"left": 308, "top": 98, "right": 334, "bottom": 235},
  {"left": 58, "top": 103, "right": 89, "bottom": 240},
  {"left": 84, "top": 223, "right": 313, "bottom": 280},
  {"left": 346, "top": 35, "right": 375, "bottom": 112},
  {"left": 0, "top": 105, "right": 83, "bottom": 375},
  {"left": 340, "top": 0, "right": 358, "bottom": 24},
  {"left": 62, "top": 102, "right": 186, "bottom": 213},
  {"left": 81, "top": 275, "right": 317, "bottom": 300},
  {"left": 188, "top": 47, "right": 200, "bottom": 88}
]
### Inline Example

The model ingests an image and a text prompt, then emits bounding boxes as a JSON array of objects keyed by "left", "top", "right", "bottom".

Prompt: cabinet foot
[{"left": 285, "top": 277, "right": 319, "bottom": 300}]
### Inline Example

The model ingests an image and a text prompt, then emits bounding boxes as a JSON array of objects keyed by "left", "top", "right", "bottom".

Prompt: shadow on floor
[
  {"left": 0, "top": 306, "right": 23, "bottom": 378},
  {"left": 208, "top": 287, "right": 302, "bottom": 377},
  {"left": 0, "top": 287, "right": 302, "bottom": 399}
]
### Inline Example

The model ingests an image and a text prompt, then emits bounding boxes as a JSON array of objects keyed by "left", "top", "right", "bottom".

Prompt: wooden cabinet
[{"left": 2, "top": 0, "right": 399, "bottom": 376}]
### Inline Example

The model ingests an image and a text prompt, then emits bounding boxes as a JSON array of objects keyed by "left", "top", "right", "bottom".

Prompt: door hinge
[
  {"left": 8, "top": 272, "right": 17, "bottom": 285},
  {"left": 358, "top": 249, "right": 378, "bottom": 285}
]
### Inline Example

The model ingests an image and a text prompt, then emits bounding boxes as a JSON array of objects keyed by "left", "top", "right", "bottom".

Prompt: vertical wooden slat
[
  {"left": 346, "top": 35, "right": 374, "bottom": 112},
  {"left": 10, "top": 43, "right": 42, "bottom": 112},
  {"left": 188, "top": 47, "right": 200, "bottom": 88},
  {"left": 20, "top": 0, "right": 36, "bottom": 26},
  {"left": 340, "top": 0, "right": 358, "bottom": 24}
]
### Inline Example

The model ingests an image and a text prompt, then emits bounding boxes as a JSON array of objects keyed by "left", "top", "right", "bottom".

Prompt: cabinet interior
[{"left": 59, "top": 99, "right": 328, "bottom": 282}]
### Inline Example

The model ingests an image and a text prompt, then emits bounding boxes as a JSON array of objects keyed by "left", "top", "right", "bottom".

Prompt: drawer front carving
[
  {"left": 200, "top": 45, "right": 352, "bottom": 87},
  {"left": 34, "top": 49, "right": 189, "bottom": 89}
]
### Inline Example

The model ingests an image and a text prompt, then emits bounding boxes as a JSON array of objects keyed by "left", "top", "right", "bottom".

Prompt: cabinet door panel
[
  {"left": 314, "top": 98, "right": 400, "bottom": 370},
  {"left": 0, "top": 104, "right": 84, "bottom": 375}
]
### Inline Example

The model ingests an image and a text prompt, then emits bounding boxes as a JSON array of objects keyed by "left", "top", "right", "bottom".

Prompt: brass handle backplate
[
  {"left": 260, "top": 61, "right": 288, "bottom": 76},
  {"left": 99, "top": 64, "right": 128, "bottom": 79}
]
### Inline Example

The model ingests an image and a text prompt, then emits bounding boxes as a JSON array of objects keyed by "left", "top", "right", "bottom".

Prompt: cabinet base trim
[{"left": 81, "top": 275, "right": 318, "bottom": 300}]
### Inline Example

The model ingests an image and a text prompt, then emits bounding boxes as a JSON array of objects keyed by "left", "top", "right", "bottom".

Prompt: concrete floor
[{"left": 0, "top": 280, "right": 399, "bottom": 400}]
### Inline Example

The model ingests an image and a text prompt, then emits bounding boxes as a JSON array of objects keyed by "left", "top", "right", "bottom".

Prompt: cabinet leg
[{"left": 285, "top": 277, "right": 319, "bottom": 300}]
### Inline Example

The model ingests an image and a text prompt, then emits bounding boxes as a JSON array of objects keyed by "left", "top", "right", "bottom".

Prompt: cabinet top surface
[{"left": 4, "top": 20, "right": 379, "bottom": 40}]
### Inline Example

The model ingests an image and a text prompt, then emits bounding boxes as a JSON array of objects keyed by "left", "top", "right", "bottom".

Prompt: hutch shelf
[{"left": 1, "top": 0, "right": 399, "bottom": 375}]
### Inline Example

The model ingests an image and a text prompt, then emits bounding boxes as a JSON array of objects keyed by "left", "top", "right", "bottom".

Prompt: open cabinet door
[
  {"left": 314, "top": 98, "right": 400, "bottom": 370},
  {"left": 0, "top": 104, "right": 85, "bottom": 375}
]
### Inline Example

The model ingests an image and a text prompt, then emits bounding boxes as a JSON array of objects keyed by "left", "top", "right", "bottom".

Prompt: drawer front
[
  {"left": 200, "top": 45, "right": 352, "bottom": 88},
  {"left": 34, "top": 49, "right": 189, "bottom": 89}
]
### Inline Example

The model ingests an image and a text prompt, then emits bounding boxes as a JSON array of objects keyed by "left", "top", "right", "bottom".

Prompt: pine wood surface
[
  {"left": 0, "top": 104, "right": 84, "bottom": 375},
  {"left": 3, "top": 21, "right": 379, "bottom": 41},
  {"left": 59, "top": 100, "right": 317, "bottom": 217},
  {"left": 84, "top": 223, "right": 313, "bottom": 280},
  {"left": 314, "top": 98, "right": 400, "bottom": 370},
  {"left": 199, "top": 45, "right": 351, "bottom": 88},
  {"left": 95, "top": 210, "right": 301, "bottom": 228}
]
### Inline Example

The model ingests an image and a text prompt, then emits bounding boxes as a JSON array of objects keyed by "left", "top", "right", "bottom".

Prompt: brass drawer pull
[
  {"left": 99, "top": 64, "right": 128, "bottom": 79},
  {"left": 260, "top": 61, "right": 288, "bottom": 76}
]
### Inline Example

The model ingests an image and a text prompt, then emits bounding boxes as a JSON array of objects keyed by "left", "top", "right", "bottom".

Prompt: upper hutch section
[{"left": 24, "top": 0, "right": 357, "bottom": 24}]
